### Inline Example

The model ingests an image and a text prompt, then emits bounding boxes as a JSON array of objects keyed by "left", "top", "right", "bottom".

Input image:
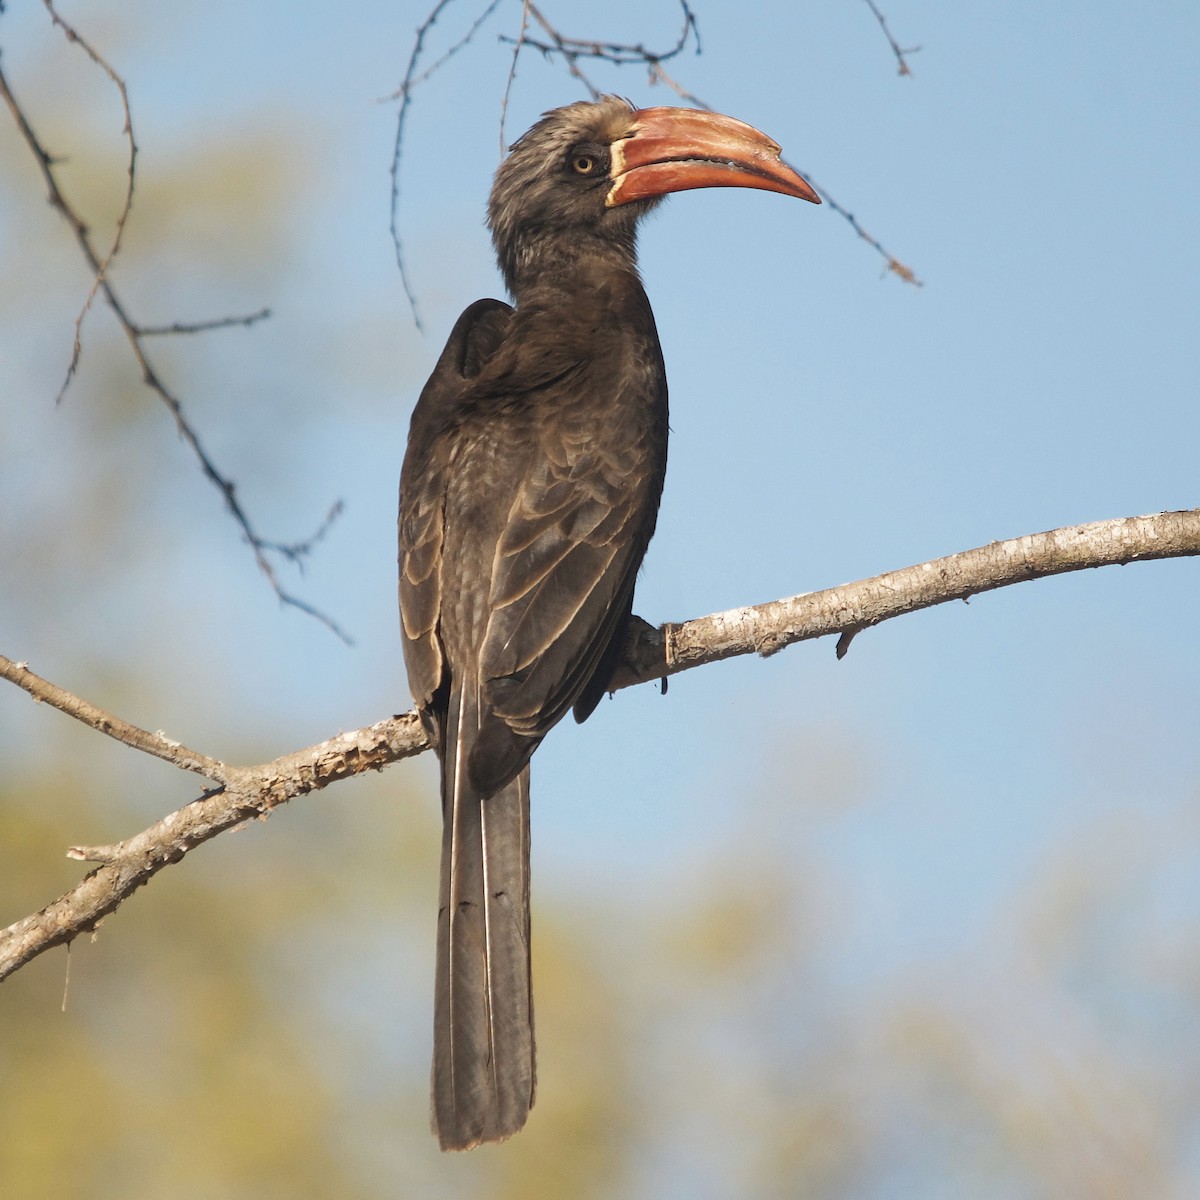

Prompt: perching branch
[
  {"left": 3, "top": 509, "right": 1197, "bottom": 982},
  {"left": 614, "top": 510, "right": 1200, "bottom": 680}
]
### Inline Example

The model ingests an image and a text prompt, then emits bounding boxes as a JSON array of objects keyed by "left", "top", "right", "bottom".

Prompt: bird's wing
[
  {"left": 404, "top": 298, "right": 666, "bottom": 796},
  {"left": 479, "top": 381, "right": 662, "bottom": 736},
  {"left": 399, "top": 298, "right": 514, "bottom": 726},
  {"left": 459, "top": 318, "right": 666, "bottom": 797}
]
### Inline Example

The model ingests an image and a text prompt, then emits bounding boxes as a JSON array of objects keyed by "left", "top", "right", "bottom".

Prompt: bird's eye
[{"left": 566, "top": 143, "right": 608, "bottom": 180}]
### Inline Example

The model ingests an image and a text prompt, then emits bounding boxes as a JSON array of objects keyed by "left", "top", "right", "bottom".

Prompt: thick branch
[
  {"left": 0, "top": 715, "right": 429, "bottom": 981},
  {"left": 2, "top": 510, "right": 1197, "bottom": 980},
  {"left": 616, "top": 510, "right": 1200, "bottom": 683}
]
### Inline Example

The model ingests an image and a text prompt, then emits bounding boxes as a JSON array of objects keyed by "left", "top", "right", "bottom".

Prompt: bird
[{"left": 398, "top": 95, "right": 819, "bottom": 1151}]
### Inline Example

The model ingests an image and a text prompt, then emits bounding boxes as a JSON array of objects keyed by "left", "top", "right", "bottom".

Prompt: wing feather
[{"left": 399, "top": 299, "right": 514, "bottom": 717}]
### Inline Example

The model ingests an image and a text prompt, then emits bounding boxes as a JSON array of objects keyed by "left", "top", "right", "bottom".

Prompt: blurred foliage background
[{"left": 3, "top": 1, "right": 1200, "bottom": 1197}]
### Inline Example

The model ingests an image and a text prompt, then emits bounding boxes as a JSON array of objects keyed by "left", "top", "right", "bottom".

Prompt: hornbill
[{"left": 399, "top": 96, "right": 818, "bottom": 1150}]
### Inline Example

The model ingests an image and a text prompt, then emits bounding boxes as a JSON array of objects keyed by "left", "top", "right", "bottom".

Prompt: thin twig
[
  {"left": 383, "top": 0, "right": 508, "bottom": 324},
  {"left": 138, "top": 307, "right": 273, "bottom": 337},
  {"left": 257, "top": 500, "right": 346, "bottom": 570},
  {"left": 386, "top": 0, "right": 461, "bottom": 333},
  {"left": 506, "top": 0, "right": 699, "bottom": 68},
  {"left": 0, "top": 56, "right": 350, "bottom": 640},
  {"left": 803, "top": 176, "right": 922, "bottom": 285},
  {"left": 645, "top": 61, "right": 712, "bottom": 109},
  {"left": 525, "top": 2, "right": 602, "bottom": 98},
  {"left": 41, "top": 0, "right": 138, "bottom": 404},
  {"left": 862, "top": 0, "right": 921, "bottom": 76},
  {"left": 383, "top": 0, "right": 506, "bottom": 100},
  {"left": 500, "top": 0, "right": 534, "bottom": 154}
]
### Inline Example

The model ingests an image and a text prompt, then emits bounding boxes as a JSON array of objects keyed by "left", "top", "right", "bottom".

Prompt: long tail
[{"left": 432, "top": 683, "right": 535, "bottom": 1151}]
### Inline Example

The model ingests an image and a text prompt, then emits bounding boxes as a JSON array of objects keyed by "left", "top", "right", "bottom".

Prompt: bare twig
[
  {"left": 644, "top": 61, "right": 712, "bottom": 110},
  {"left": 506, "top": 0, "right": 699, "bottom": 69},
  {"left": 138, "top": 307, "right": 273, "bottom": 337},
  {"left": 862, "top": 0, "right": 921, "bottom": 76},
  {"left": 383, "top": 0, "right": 509, "bottom": 326},
  {"left": 257, "top": 500, "right": 346, "bottom": 570},
  {"left": 383, "top": 0, "right": 506, "bottom": 101},
  {"left": 386, "top": 0, "right": 457, "bottom": 332},
  {"left": 500, "top": 0, "right": 534, "bottom": 153},
  {"left": 523, "top": 2, "right": 601, "bottom": 97},
  {"left": 4, "top": 509, "right": 1198, "bottom": 981},
  {"left": 799, "top": 176, "right": 922, "bottom": 285},
  {"left": 0, "top": 54, "right": 349, "bottom": 640},
  {"left": 41, "top": 0, "right": 138, "bottom": 403}
]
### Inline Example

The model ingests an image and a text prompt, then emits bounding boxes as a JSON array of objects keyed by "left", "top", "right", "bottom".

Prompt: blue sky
[{"left": 2, "top": 0, "right": 1199, "bottom": 1192}]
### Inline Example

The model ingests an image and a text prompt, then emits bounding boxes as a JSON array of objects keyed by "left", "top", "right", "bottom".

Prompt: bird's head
[{"left": 488, "top": 96, "right": 819, "bottom": 295}]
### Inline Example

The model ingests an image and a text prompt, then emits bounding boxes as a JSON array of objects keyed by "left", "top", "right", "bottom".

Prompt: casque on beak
[{"left": 607, "top": 106, "right": 821, "bottom": 207}]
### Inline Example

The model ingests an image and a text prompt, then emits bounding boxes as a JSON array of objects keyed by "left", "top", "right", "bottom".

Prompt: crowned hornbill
[{"left": 399, "top": 96, "right": 818, "bottom": 1150}]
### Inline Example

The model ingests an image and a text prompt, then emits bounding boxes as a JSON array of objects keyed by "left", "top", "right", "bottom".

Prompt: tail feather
[{"left": 433, "top": 683, "right": 535, "bottom": 1150}]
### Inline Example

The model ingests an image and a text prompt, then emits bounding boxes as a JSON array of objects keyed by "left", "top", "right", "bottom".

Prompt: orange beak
[{"left": 607, "top": 107, "right": 821, "bottom": 207}]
